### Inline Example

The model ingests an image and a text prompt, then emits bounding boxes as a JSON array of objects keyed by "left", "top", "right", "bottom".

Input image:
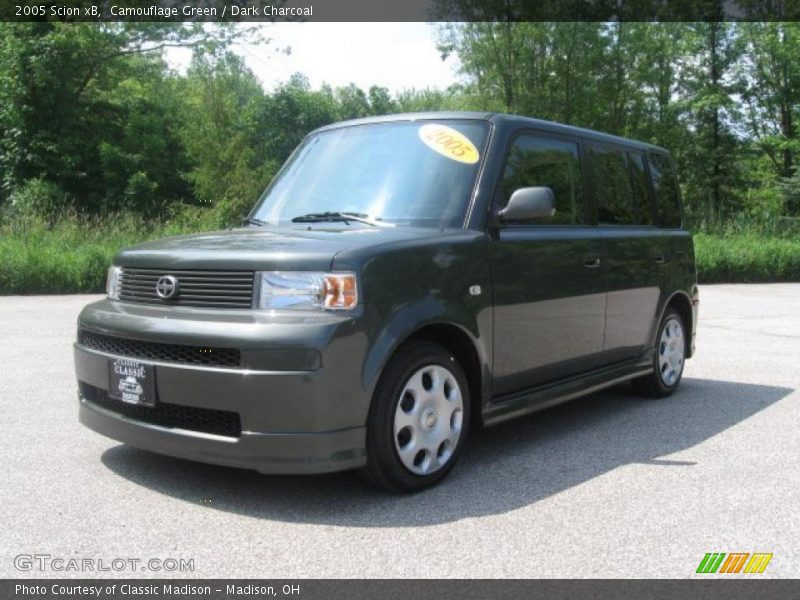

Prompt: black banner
[
  {"left": 2, "top": 0, "right": 800, "bottom": 22},
  {"left": 4, "top": 580, "right": 800, "bottom": 600}
]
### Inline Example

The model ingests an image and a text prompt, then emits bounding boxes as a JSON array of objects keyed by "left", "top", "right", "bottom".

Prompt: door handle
[
  {"left": 583, "top": 255, "right": 601, "bottom": 268},
  {"left": 654, "top": 255, "right": 666, "bottom": 264}
]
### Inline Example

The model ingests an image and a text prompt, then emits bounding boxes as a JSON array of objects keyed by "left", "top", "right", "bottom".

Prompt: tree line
[
  {"left": 440, "top": 22, "right": 800, "bottom": 227},
  {"left": 1, "top": 22, "right": 798, "bottom": 232}
]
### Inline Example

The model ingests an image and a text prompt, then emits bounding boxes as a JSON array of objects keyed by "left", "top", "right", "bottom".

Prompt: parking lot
[{"left": 1, "top": 284, "right": 798, "bottom": 578}]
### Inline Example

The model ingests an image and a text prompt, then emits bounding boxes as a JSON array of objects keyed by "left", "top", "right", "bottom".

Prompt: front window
[
  {"left": 250, "top": 120, "right": 489, "bottom": 228},
  {"left": 498, "top": 134, "right": 585, "bottom": 225}
]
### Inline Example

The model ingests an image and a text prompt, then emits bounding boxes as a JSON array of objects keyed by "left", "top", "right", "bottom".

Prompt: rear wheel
[
  {"left": 361, "top": 342, "right": 470, "bottom": 493},
  {"left": 633, "top": 307, "right": 686, "bottom": 398}
]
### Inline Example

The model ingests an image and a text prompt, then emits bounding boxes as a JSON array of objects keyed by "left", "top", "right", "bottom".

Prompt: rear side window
[
  {"left": 588, "top": 144, "right": 642, "bottom": 225},
  {"left": 499, "top": 134, "right": 585, "bottom": 225},
  {"left": 648, "top": 153, "right": 682, "bottom": 228},
  {"left": 628, "top": 151, "right": 654, "bottom": 226}
]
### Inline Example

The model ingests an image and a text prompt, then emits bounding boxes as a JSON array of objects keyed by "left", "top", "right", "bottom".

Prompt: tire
[
  {"left": 633, "top": 307, "right": 687, "bottom": 398},
  {"left": 361, "top": 341, "right": 470, "bottom": 493}
]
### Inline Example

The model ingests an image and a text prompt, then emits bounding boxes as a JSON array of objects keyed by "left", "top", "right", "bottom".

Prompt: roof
[{"left": 312, "top": 111, "right": 668, "bottom": 154}]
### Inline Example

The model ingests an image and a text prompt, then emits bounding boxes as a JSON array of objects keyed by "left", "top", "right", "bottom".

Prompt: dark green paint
[{"left": 74, "top": 112, "right": 698, "bottom": 474}]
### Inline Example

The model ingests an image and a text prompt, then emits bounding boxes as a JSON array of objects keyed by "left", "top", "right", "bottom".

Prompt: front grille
[
  {"left": 78, "top": 329, "right": 242, "bottom": 368},
  {"left": 80, "top": 382, "right": 241, "bottom": 437},
  {"left": 119, "top": 267, "right": 255, "bottom": 309}
]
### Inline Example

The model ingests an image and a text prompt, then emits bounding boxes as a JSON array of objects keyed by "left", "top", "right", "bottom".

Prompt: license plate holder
[{"left": 108, "top": 358, "right": 156, "bottom": 407}]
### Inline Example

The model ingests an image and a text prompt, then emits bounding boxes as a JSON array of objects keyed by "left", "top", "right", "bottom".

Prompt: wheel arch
[
  {"left": 365, "top": 320, "right": 487, "bottom": 429},
  {"left": 658, "top": 290, "right": 695, "bottom": 358}
]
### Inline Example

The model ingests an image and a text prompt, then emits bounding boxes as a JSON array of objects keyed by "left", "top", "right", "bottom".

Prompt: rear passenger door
[
  {"left": 491, "top": 133, "right": 606, "bottom": 395},
  {"left": 588, "top": 143, "right": 665, "bottom": 364}
]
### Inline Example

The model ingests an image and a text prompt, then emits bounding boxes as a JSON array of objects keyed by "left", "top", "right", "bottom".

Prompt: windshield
[{"left": 250, "top": 120, "right": 489, "bottom": 228}]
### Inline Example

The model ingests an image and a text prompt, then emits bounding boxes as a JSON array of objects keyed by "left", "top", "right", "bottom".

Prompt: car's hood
[{"left": 114, "top": 225, "right": 450, "bottom": 271}]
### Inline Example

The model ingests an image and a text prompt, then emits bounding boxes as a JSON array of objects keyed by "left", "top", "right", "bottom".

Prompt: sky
[{"left": 166, "top": 23, "right": 461, "bottom": 93}]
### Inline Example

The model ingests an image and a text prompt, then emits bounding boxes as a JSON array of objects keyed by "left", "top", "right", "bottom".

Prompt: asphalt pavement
[{"left": 1, "top": 284, "right": 798, "bottom": 578}]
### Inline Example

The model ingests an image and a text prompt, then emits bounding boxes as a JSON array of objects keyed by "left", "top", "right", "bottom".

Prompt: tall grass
[
  {"left": 0, "top": 210, "right": 214, "bottom": 294},
  {"left": 1, "top": 211, "right": 799, "bottom": 294},
  {"left": 694, "top": 233, "right": 800, "bottom": 283},
  {"left": 686, "top": 212, "right": 800, "bottom": 282}
]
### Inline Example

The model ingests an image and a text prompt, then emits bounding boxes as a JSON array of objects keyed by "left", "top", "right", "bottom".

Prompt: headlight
[
  {"left": 106, "top": 266, "right": 122, "bottom": 300},
  {"left": 257, "top": 271, "right": 357, "bottom": 311}
]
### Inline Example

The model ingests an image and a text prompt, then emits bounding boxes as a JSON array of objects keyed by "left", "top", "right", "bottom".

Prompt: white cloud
[{"left": 166, "top": 23, "right": 461, "bottom": 93}]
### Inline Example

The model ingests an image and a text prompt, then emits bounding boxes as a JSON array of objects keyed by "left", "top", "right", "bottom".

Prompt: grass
[
  {"left": 694, "top": 233, "right": 800, "bottom": 283},
  {"left": 0, "top": 212, "right": 203, "bottom": 294},
  {"left": 1, "top": 213, "right": 799, "bottom": 294}
]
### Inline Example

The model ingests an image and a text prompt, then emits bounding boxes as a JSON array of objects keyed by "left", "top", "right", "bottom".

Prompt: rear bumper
[{"left": 79, "top": 396, "right": 365, "bottom": 474}]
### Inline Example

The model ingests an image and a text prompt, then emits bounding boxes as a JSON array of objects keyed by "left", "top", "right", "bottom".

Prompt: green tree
[
  {"left": 0, "top": 23, "right": 243, "bottom": 214},
  {"left": 97, "top": 56, "right": 191, "bottom": 217},
  {"left": 681, "top": 23, "right": 744, "bottom": 219},
  {"left": 394, "top": 87, "right": 463, "bottom": 112},
  {"left": 177, "top": 52, "right": 274, "bottom": 225},
  {"left": 438, "top": 21, "right": 534, "bottom": 113},
  {"left": 261, "top": 74, "right": 338, "bottom": 163},
  {"left": 740, "top": 23, "right": 800, "bottom": 183},
  {"left": 368, "top": 85, "right": 397, "bottom": 115},
  {"left": 334, "top": 83, "right": 371, "bottom": 120}
]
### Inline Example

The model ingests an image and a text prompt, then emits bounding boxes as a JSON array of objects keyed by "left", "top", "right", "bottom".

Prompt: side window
[
  {"left": 589, "top": 144, "right": 640, "bottom": 225},
  {"left": 628, "top": 151, "right": 654, "bottom": 226},
  {"left": 648, "top": 153, "right": 682, "bottom": 228},
  {"left": 499, "top": 134, "right": 585, "bottom": 225}
]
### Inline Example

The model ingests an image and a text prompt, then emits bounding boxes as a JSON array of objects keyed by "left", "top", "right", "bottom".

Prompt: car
[{"left": 74, "top": 112, "right": 698, "bottom": 492}]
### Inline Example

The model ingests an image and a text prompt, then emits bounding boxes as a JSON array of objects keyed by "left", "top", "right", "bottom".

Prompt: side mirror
[{"left": 497, "top": 187, "right": 555, "bottom": 221}]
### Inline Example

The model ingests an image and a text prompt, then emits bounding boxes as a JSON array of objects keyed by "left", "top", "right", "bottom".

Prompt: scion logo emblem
[{"left": 155, "top": 275, "right": 179, "bottom": 300}]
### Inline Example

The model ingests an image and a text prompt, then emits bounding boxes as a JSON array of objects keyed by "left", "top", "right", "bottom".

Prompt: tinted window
[
  {"left": 628, "top": 151, "right": 653, "bottom": 226},
  {"left": 648, "top": 153, "right": 682, "bottom": 228},
  {"left": 589, "top": 145, "right": 641, "bottom": 225},
  {"left": 251, "top": 120, "right": 489, "bottom": 228},
  {"left": 499, "top": 135, "right": 584, "bottom": 224}
]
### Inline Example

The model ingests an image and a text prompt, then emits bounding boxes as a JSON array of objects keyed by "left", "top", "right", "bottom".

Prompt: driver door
[{"left": 491, "top": 132, "right": 607, "bottom": 396}]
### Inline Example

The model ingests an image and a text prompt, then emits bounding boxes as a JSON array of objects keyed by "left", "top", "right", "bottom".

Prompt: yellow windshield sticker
[{"left": 418, "top": 124, "right": 480, "bottom": 164}]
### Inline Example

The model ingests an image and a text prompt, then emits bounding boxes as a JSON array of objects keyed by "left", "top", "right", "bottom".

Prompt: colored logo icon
[{"left": 696, "top": 552, "right": 773, "bottom": 574}]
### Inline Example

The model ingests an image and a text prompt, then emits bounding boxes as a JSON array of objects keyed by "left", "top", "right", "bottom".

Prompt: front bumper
[
  {"left": 74, "top": 299, "right": 370, "bottom": 474},
  {"left": 78, "top": 395, "right": 365, "bottom": 474}
]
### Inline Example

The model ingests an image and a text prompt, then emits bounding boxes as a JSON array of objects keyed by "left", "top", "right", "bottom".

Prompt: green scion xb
[{"left": 74, "top": 112, "right": 698, "bottom": 492}]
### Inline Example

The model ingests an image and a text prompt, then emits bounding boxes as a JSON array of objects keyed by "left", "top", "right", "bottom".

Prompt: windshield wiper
[
  {"left": 291, "top": 211, "right": 393, "bottom": 227},
  {"left": 243, "top": 216, "right": 268, "bottom": 227}
]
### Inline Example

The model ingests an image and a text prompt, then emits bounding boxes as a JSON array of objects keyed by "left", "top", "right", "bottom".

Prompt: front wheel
[
  {"left": 633, "top": 307, "right": 687, "bottom": 398},
  {"left": 361, "top": 342, "right": 470, "bottom": 493}
]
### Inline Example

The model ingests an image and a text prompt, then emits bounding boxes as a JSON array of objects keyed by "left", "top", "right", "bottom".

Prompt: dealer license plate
[{"left": 108, "top": 358, "right": 156, "bottom": 407}]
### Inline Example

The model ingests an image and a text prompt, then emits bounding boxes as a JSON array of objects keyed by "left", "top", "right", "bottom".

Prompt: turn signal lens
[{"left": 321, "top": 274, "right": 357, "bottom": 310}]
